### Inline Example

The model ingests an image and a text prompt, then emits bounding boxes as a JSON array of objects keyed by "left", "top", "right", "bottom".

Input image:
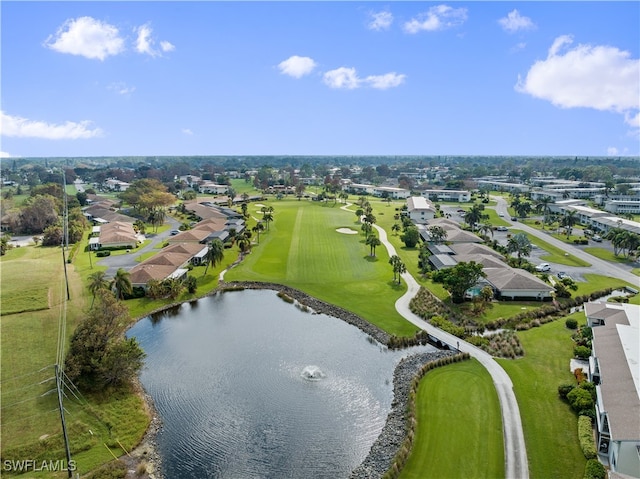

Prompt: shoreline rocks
[{"left": 132, "top": 281, "right": 449, "bottom": 479}]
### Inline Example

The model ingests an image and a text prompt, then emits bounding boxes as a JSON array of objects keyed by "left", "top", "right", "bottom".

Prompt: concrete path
[
  {"left": 373, "top": 223, "right": 529, "bottom": 479},
  {"left": 493, "top": 196, "right": 639, "bottom": 287}
]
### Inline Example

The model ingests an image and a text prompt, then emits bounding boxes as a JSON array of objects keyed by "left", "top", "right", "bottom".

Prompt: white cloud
[
  {"left": 108, "top": 82, "right": 136, "bottom": 95},
  {"left": 278, "top": 55, "right": 317, "bottom": 78},
  {"left": 135, "top": 24, "right": 174, "bottom": 57},
  {"left": 44, "top": 16, "right": 125, "bottom": 60},
  {"left": 323, "top": 67, "right": 361, "bottom": 89},
  {"left": 516, "top": 36, "right": 640, "bottom": 130},
  {"left": 368, "top": 11, "right": 393, "bottom": 31},
  {"left": 510, "top": 42, "right": 527, "bottom": 53},
  {"left": 160, "top": 41, "right": 175, "bottom": 53},
  {"left": 323, "top": 68, "right": 405, "bottom": 90},
  {"left": 1, "top": 111, "right": 103, "bottom": 140},
  {"left": 403, "top": 5, "right": 468, "bottom": 34},
  {"left": 365, "top": 72, "right": 406, "bottom": 90},
  {"left": 607, "top": 146, "right": 619, "bottom": 156},
  {"left": 182, "top": 128, "right": 194, "bottom": 135},
  {"left": 498, "top": 10, "right": 536, "bottom": 34},
  {"left": 0, "top": 151, "right": 12, "bottom": 158}
]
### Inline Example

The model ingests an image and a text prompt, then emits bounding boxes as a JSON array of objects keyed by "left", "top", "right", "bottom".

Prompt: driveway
[
  {"left": 373, "top": 223, "right": 529, "bottom": 479},
  {"left": 492, "top": 196, "right": 639, "bottom": 287},
  {"left": 95, "top": 217, "right": 181, "bottom": 277}
]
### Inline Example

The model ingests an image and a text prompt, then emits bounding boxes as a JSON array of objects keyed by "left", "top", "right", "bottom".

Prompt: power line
[
  {"left": 1, "top": 376, "right": 56, "bottom": 395},
  {"left": 0, "top": 365, "right": 55, "bottom": 384},
  {"left": 0, "top": 388, "right": 57, "bottom": 410}
]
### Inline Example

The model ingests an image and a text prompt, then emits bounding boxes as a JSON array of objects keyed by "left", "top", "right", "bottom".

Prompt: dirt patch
[{"left": 336, "top": 228, "right": 358, "bottom": 235}]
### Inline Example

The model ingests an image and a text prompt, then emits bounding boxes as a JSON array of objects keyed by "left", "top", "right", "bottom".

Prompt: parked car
[
  {"left": 592, "top": 235, "right": 602, "bottom": 242},
  {"left": 170, "top": 230, "right": 180, "bottom": 235},
  {"left": 535, "top": 263, "right": 551, "bottom": 272},
  {"left": 498, "top": 213, "right": 505, "bottom": 217},
  {"left": 511, "top": 217, "right": 518, "bottom": 221},
  {"left": 557, "top": 272, "right": 567, "bottom": 279},
  {"left": 496, "top": 226, "right": 508, "bottom": 232}
]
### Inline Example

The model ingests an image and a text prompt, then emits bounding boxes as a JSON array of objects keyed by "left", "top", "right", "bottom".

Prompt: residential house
[
  {"left": 421, "top": 189, "right": 471, "bottom": 202},
  {"left": 90, "top": 221, "right": 139, "bottom": 250},
  {"left": 584, "top": 302, "right": 640, "bottom": 478},
  {"left": 407, "top": 196, "right": 435, "bottom": 224},
  {"left": 129, "top": 242, "right": 209, "bottom": 289}
]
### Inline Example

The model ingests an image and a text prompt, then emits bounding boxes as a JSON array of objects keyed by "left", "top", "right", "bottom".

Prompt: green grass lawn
[
  {"left": 1, "top": 245, "right": 149, "bottom": 478},
  {"left": 225, "top": 198, "right": 419, "bottom": 337},
  {"left": 509, "top": 229, "right": 591, "bottom": 267},
  {"left": 583, "top": 246, "right": 635, "bottom": 265},
  {"left": 498, "top": 317, "right": 587, "bottom": 479},
  {"left": 400, "top": 359, "right": 504, "bottom": 479}
]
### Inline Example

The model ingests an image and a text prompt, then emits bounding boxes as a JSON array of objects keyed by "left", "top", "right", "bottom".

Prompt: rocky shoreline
[{"left": 129, "top": 281, "right": 451, "bottom": 479}]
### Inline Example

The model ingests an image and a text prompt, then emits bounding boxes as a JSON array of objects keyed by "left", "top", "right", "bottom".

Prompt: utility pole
[{"left": 55, "top": 364, "right": 73, "bottom": 478}]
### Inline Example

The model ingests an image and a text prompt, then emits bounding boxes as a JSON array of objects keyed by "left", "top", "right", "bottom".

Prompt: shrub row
[
  {"left": 583, "top": 459, "right": 606, "bottom": 479},
  {"left": 477, "top": 330, "right": 524, "bottom": 359},
  {"left": 578, "top": 415, "right": 597, "bottom": 459},
  {"left": 382, "top": 353, "right": 471, "bottom": 479}
]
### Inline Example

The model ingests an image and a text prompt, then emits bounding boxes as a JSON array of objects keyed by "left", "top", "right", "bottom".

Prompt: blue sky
[{"left": 1, "top": 1, "right": 639, "bottom": 158}]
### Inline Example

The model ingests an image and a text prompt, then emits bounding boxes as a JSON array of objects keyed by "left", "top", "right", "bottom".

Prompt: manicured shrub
[
  {"left": 558, "top": 383, "right": 575, "bottom": 400},
  {"left": 578, "top": 415, "right": 597, "bottom": 459},
  {"left": 96, "top": 250, "right": 111, "bottom": 257},
  {"left": 583, "top": 459, "right": 606, "bottom": 479},
  {"left": 567, "top": 387, "right": 594, "bottom": 414},
  {"left": 574, "top": 345, "right": 592, "bottom": 360},
  {"left": 565, "top": 318, "right": 578, "bottom": 329}
]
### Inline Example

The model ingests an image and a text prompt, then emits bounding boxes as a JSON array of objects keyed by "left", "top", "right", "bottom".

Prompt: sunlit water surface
[{"left": 128, "top": 290, "right": 434, "bottom": 478}]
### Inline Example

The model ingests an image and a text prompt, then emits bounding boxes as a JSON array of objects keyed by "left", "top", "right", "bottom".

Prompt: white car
[
  {"left": 535, "top": 263, "right": 551, "bottom": 272},
  {"left": 498, "top": 213, "right": 505, "bottom": 217}
]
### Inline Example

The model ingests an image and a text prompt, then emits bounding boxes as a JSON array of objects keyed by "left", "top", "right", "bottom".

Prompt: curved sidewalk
[{"left": 374, "top": 223, "right": 529, "bottom": 479}]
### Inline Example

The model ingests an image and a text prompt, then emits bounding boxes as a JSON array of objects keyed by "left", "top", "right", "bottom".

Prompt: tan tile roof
[
  {"left": 129, "top": 264, "right": 178, "bottom": 284},
  {"left": 484, "top": 267, "right": 554, "bottom": 292}
]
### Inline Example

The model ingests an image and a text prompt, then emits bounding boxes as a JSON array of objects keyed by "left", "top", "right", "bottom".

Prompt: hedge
[
  {"left": 578, "top": 415, "right": 597, "bottom": 459},
  {"left": 583, "top": 459, "right": 606, "bottom": 479}
]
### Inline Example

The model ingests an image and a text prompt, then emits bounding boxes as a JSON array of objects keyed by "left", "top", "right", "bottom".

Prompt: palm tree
[
  {"left": 476, "top": 223, "right": 493, "bottom": 240},
  {"left": 252, "top": 222, "right": 265, "bottom": 244},
  {"left": 241, "top": 202, "right": 248, "bottom": 218},
  {"left": 506, "top": 233, "right": 532, "bottom": 266},
  {"left": 355, "top": 209, "right": 364, "bottom": 222},
  {"left": 111, "top": 268, "right": 132, "bottom": 300},
  {"left": 428, "top": 225, "right": 448, "bottom": 244},
  {"left": 515, "top": 201, "right": 532, "bottom": 219},
  {"left": 88, "top": 271, "right": 109, "bottom": 308},
  {"left": 389, "top": 255, "right": 406, "bottom": 284},
  {"left": 262, "top": 212, "right": 274, "bottom": 230},
  {"left": 464, "top": 204, "right": 484, "bottom": 230},
  {"left": 535, "top": 196, "right": 553, "bottom": 229},
  {"left": 203, "top": 239, "right": 225, "bottom": 276},
  {"left": 366, "top": 234, "right": 382, "bottom": 257},
  {"left": 391, "top": 223, "right": 401, "bottom": 236},
  {"left": 561, "top": 210, "right": 579, "bottom": 238}
]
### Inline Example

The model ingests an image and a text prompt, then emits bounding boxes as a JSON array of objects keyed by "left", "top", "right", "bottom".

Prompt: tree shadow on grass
[
  {"left": 363, "top": 255, "right": 379, "bottom": 262},
  {"left": 386, "top": 280, "right": 405, "bottom": 291}
]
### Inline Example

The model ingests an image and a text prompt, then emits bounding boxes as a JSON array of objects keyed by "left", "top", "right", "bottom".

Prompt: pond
[{"left": 128, "top": 289, "right": 436, "bottom": 479}]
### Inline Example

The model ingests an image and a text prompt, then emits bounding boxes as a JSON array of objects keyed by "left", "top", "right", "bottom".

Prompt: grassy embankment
[
  {"left": 399, "top": 359, "right": 504, "bottom": 479},
  {"left": 0, "top": 245, "right": 149, "bottom": 478}
]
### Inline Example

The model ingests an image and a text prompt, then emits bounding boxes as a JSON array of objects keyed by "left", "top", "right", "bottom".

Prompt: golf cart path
[{"left": 373, "top": 222, "right": 529, "bottom": 479}]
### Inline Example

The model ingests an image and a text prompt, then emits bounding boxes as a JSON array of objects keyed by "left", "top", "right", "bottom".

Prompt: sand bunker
[{"left": 336, "top": 228, "right": 358, "bottom": 235}]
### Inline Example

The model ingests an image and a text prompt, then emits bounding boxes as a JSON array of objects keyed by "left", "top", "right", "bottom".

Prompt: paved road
[
  {"left": 373, "top": 223, "right": 529, "bottom": 479},
  {"left": 493, "top": 196, "right": 639, "bottom": 287},
  {"left": 95, "top": 217, "right": 181, "bottom": 277}
]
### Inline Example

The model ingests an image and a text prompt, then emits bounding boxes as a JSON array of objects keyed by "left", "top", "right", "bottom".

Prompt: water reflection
[{"left": 129, "top": 289, "right": 434, "bottom": 479}]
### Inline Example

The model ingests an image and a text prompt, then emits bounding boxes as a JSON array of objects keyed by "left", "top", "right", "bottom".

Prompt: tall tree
[
  {"left": 432, "top": 261, "right": 485, "bottom": 303},
  {"left": 203, "top": 239, "right": 225, "bottom": 276},
  {"left": 111, "top": 268, "right": 132, "bottom": 300},
  {"left": 561, "top": 210, "right": 579, "bottom": 238},
  {"left": 366, "top": 234, "right": 382, "bottom": 257},
  {"left": 506, "top": 233, "right": 532, "bottom": 266},
  {"left": 65, "top": 290, "right": 144, "bottom": 391},
  {"left": 535, "top": 196, "right": 554, "bottom": 228},
  {"left": 427, "top": 225, "right": 448, "bottom": 244},
  {"left": 88, "top": 271, "right": 110, "bottom": 308}
]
